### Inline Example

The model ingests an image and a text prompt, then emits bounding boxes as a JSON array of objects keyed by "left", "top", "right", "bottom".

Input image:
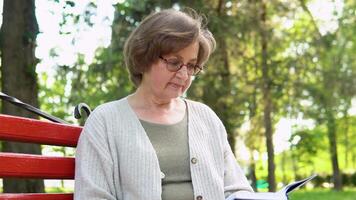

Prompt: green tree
[{"left": 296, "top": 0, "right": 356, "bottom": 190}]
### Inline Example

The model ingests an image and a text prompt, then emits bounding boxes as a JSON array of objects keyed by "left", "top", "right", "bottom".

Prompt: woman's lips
[{"left": 169, "top": 82, "right": 183, "bottom": 89}]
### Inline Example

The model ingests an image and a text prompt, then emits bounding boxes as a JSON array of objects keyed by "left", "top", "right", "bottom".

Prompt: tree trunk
[
  {"left": 220, "top": 37, "right": 235, "bottom": 149},
  {"left": 326, "top": 110, "right": 342, "bottom": 190},
  {"left": 215, "top": 0, "right": 235, "bottom": 150},
  {"left": 247, "top": 78, "right": 258, "bottom": 191},
  {"left": 249, "top": 151, "right": 257, "bottom": 191},
  {"left": 259, "top": 1, "right": 276, "bottom": 192},
  {"left": 342, "top": 109, "right": 350, "bottom": 169},
  {"left": 0, "top": 0, "right": 44, "bottom": 192}
]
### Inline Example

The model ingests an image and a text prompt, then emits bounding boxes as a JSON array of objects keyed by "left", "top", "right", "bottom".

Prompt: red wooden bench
[{"left": 0, "top": 114, "right": 82, "bottom": 200}]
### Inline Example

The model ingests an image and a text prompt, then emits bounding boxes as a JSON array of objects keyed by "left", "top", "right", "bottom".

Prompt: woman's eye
[
  {"left": 187, "top": 64, "right": 196, "bottom": 69},
  {"left": 168, "top": 60, "right": 181, "bottom": 66}
]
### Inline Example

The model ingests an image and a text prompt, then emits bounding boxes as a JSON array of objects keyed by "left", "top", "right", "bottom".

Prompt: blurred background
[{"left": 0, "top": 0, "right": 355, "bottom": 199}]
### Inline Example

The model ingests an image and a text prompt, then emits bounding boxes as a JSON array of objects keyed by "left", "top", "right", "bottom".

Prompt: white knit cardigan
[{"left": 74, "top": 97, "right": 253, "bottom": 200}]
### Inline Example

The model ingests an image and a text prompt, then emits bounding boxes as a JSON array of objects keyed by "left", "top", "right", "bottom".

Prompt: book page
[
  {"left": 226, "top": 174, "right": 317, "bottom": 200},
  {"left": 226, "top": 191, "right": 287, "bottom": 200}
]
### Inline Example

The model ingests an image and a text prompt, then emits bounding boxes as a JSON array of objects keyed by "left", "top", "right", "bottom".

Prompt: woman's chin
[
  {"left": 167, "top": 92, "right": 182, "bottom": 99},
  {"left": 164, "top": 89, "right": 183, "bottom": 99}
]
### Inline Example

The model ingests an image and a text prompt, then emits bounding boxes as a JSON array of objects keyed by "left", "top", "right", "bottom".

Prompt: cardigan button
[
  {"left": 191, "top": 157, "right": 198, "bottom": 164},
  {"left": 196, "top": 195, "right": 203, "bottom": 200},
  {"left": 160, "top": 172, "right": 165, "bottom": 179}
]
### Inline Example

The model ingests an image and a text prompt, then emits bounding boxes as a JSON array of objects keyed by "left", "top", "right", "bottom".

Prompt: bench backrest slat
[
  {"left": 0, "top": 193, "right": 73, "bottom": 200},
  {"left": 0, "top": 114, "right": 82, "bottom": 199},
  {"left": 0, "top": 114, "right": 82, "bottom": 147},
  {"left": 0, "top": 152, "right": 74, "bottom": 179}
]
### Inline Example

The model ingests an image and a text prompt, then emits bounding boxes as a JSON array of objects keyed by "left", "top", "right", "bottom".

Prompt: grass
[{"left": 289, "top": 188, "right": 356, "bottom": 200}]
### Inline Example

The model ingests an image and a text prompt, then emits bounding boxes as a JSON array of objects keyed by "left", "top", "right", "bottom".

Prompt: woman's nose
[{"left": 176, "top": 65, "right": 190, "bottom": 79}]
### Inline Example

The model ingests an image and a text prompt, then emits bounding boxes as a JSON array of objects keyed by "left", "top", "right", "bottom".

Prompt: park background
[{"left": 0, "top": 0, "right": 355, "bottom": 199}]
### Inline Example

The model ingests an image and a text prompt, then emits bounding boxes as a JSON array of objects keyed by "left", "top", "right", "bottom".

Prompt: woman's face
[{"left": 141, "top": 41, "right": 199, "bottom": 100}]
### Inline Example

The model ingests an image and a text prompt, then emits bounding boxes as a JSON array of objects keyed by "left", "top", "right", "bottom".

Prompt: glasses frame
[{"left": 159, "top": 56, "right": 203, "bottom": 76}]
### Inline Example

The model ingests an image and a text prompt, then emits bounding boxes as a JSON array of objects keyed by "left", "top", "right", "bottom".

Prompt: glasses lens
[
  {"left": 186, "top": 64, "right": 195, "bottom": 73},
  {"left": 166, "top": 59, "right": 182, "bottom": 72},
  {"left": 160, "top": 56, "right": 202, "bottom": 76}
]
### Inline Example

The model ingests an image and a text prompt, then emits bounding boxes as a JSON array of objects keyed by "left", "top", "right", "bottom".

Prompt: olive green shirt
[{"left": 140, "top": 112, "right": 194, "bottom": 200}]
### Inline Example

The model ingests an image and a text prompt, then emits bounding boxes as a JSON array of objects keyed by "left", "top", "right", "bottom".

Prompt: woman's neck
[
  {"left": 127, "top": 87, "right": 186, "bottom": 124},
  {"left": 128, "top": 87, "right": 181, "bottom": 112}
]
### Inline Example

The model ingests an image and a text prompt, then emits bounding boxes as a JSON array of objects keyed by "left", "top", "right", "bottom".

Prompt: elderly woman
[{"left": 74, "top": 8, "right": 253, "bottom": 200}]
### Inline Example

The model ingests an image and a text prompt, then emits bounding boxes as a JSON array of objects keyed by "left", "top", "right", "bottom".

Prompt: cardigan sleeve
[
  {"left": 219, "top": 122, "right": 254, "bottom": 198},
  {"left": 187, "top": 99, "right": 254, "bottom": 197},
  {"left": 74, "top": 109, "right": 118, "bottom": 200}
]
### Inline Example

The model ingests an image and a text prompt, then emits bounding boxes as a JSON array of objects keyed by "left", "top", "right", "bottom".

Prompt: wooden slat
[
  {"left": 0, "top": 193, "right": 73, "bottom": 200},
  {"left": 0, "top": 114, "right": 82, "bottom": 147},
  {"left": 0, "top": 153, "right": 74, "bottom": 179}
]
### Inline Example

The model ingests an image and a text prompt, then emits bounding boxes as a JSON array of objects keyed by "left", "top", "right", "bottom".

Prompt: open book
[{"left": 226, "top": 174, "right": 317, "bottom": 200}]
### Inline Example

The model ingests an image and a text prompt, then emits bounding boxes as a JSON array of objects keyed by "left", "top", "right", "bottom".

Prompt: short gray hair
[{"left": 123, "top": 8, "right": 216, "bottom": 87}]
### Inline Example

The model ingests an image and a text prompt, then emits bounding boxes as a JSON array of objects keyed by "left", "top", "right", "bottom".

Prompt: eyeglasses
[{"left": 159, "top": 56, "right": 203, "bottom": 76}]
